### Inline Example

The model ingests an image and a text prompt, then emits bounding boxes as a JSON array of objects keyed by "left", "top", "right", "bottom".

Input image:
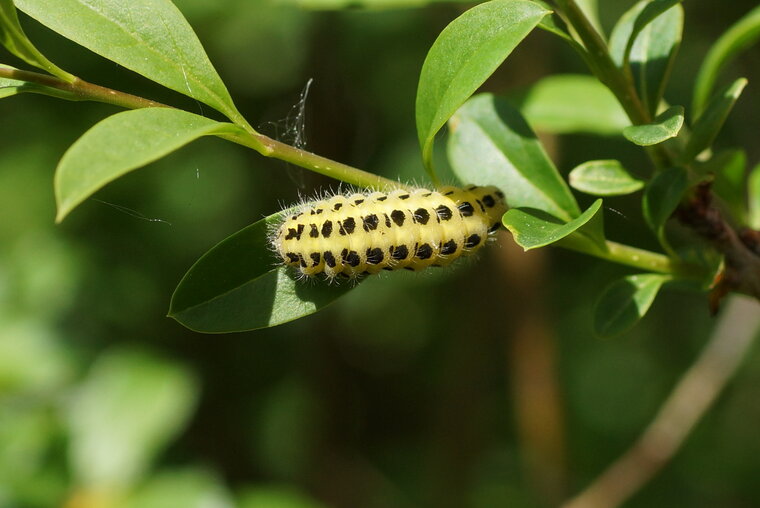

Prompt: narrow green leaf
[
  {"left": 537, "top": 11, "right": 572, "bottom": 43},
  {"left": 693, "top": 5, "right": 760, "bottom": 118},
  {"left": 503, "top": 198, "right": 604, "bottom": 251},
  {"left": 623, "top": 0, "right": 681, "bottom": 66},
  {"left": 519, "top": 74, "right": 629, "bottom": 136},
  {"left": 569, "top": 160, "right": 645, "bottom": 196},
  {"left": 594, "top": 273, "right": 671, "bottom": 338},
  {"left": 0, "top": 0, "right": 73, "bottom": 80},
  {"left": 556, "top": 199, "right": 607, "bottom": 255},
  {"left": 609, "top": 1, "right": 647, "bottom": 66},
  {"left": 749, "top": 163, "right": 760, "bottom": 229},
  {"left": 15, "top": 0, "right": 243, "bottom": 122},
  {"left": 610, "top": 1, "right": 683, "bottom": 116},
  {"left": 576, "top": 0, "right": 603, "bottom": 35},
  {"left": 682, "top": 78, "right": 747, "bottom": 163},
  {"left": 55, "top": 108, "right": 241, "bottom": 222},
  {"left": 633, "top": 4, "right": 683, "bottom": 115},
  {"left": 67, "top": 349, "right": 197, "bottom": 490},
  {"left": 169, "top": 213, "right": 358, "bottom": 333},
  {"left": 622, "top": 105, "right": 684, "bottom": 146},
  {"left": 532, "top": 1, "right": 583, "bottom": 49},
  {"left": 532, "top": 2, "right": 595, "bottom": 72},
  {"left": 642, "top": 167, "right": 688, "bottom": 247},
  {"left": 448, "top": 94, "right": 580, "bottom": 221},
  {"left": 416, "top": 0, "right": 549, "bottom": 178}
]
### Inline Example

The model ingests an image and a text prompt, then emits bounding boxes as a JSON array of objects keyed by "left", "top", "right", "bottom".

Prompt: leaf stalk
[
  {"left": 0, "top": 66, "right": 401, "bottom": 191},
  {"left": 553, "top": 0, "right": 673, "bottom": 169},
  {"left": 560, "top": 238, "right": 681, "bottom": 274}
]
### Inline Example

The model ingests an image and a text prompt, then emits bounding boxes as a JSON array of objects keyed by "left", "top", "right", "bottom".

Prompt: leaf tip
[
  {"left": 55, "top": 195, "right": 77, "bottom": 223},
  {"left": 55, "top": 207, "right": 69, "bottom": 224},
  {"left": 732, "top": 77, "right": 749, "bottom": 94}
]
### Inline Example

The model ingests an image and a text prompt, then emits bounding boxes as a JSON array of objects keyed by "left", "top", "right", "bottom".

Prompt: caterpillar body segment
[{"left": 273, "top": 185, "right": 507, "bottom": 280}]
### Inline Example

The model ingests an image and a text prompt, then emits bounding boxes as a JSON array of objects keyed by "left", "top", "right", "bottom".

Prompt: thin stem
[
  {"left": 562, "top": 296, "right": 760, "bottom": 508},
  {"left": 554, "top": 0, "right": 670, "bottom": 169},
  {"left": 219, "top": 130, "right": 406, "bottom": 190},
  {"left": 1, "top": 10, "right": 77, "bottom": 83},
  {"left": 1, "top": 66, "right": 165, "bottom": 109},
  {"left": 554, "top": 0, "right": 650, "bottom": 126},
  {"left": 559, "top": 238, "right": 681, "bottom": 274},
  {"left": 601, "top": 241, "right": 677, "bottom": 274},
  {"left": 0, "top": 66, "right": 403, "bottom": 191}
]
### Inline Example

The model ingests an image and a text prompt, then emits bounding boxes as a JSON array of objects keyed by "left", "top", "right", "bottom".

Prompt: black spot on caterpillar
[{"left": 272, "top": 185, "right": 507, "bottom": 280}]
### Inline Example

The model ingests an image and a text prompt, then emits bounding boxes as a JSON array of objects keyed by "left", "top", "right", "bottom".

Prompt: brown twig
[
  {"left": 562, "top": 296, "right": 760, "bottom": 508},
  {"left": 676, "top": 181, "right": 760, "bottom": 311}
]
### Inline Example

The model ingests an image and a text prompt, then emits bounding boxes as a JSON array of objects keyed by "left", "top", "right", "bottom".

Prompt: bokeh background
[{"left": 2, "top": 0, "right": 760, "bottom": 507}]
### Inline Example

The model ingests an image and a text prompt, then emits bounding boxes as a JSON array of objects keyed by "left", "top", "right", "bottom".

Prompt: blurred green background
[{"left": 2, "top": 1, "right": 760, "bottom": 507}]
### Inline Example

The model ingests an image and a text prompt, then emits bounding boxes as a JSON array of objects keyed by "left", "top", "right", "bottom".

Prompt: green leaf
[
  {"left": 622, "top": 105, "right": 684, "bottom": 146},
  {"left": 416, "top": 0, "right": 549, "bottom": 178},
  {"left": 693, "top": 5, "right": 760, "bottom": 118},
  {"left": 67, "top": 349, "right": 197, "bottom": 490},
  {"left": 624, "top": 0, "right": 681, "bottom": 56},
  {"left": 633, "top": 5, "right": 683, "bottom": 116},
  {"left": 682, "top": 78, "right": 747, "bottom": 163},
  {"left": 594, "top": 273, "right": 671, "bottom": 337},
  {"left": 749, "top": 163, "right": 760, "bottom": 229},
  {"left": 610, "top": 1, "right": 683, "bottom": 116},
  {"left": 537, "top": 10, "right": 572, "bottom": 42},
  {"left": 55, "top": 108, "right": 239, "bottom": 222},
  {"left": 532, "top": 1, "right": 584, "bottom": 50},
  {"left": 642, "top": 166, "right": 688, "bottom": 248},
  {"left": 569, "top": 160, "right": 645, "bottom": 196},
  {"left": 0, "top": 0, "right": 73, "bottom": 80},
  {"left": 448, "top": 94, "right": 579, "bottom": 221},
  {"left": 519, "top": 74, "right": 629, "bottom": 136},
  {"left": 503, "top": 198, "right": 605, "bottom": 251},
  {"left": 15, "top": 0, "right": 243, "bottom": 122},
  {"left": 576, "top": 0, "right": 603, "bottom": 35},
  {"left": 169, "top": 213, "right": 358, "bottom": 333},
  {"left": 610, "top": 1, "right": 646, "bottom": 65}
]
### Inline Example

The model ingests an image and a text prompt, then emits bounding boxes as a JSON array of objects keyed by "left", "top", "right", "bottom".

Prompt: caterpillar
[{"left": 272, "top": 185, "right": 507, "bottom": 280}]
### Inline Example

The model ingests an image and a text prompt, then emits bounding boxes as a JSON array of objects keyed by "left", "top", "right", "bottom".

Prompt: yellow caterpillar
[{"left": 272, "top": 185, "right": 507, "bottom": 279}]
